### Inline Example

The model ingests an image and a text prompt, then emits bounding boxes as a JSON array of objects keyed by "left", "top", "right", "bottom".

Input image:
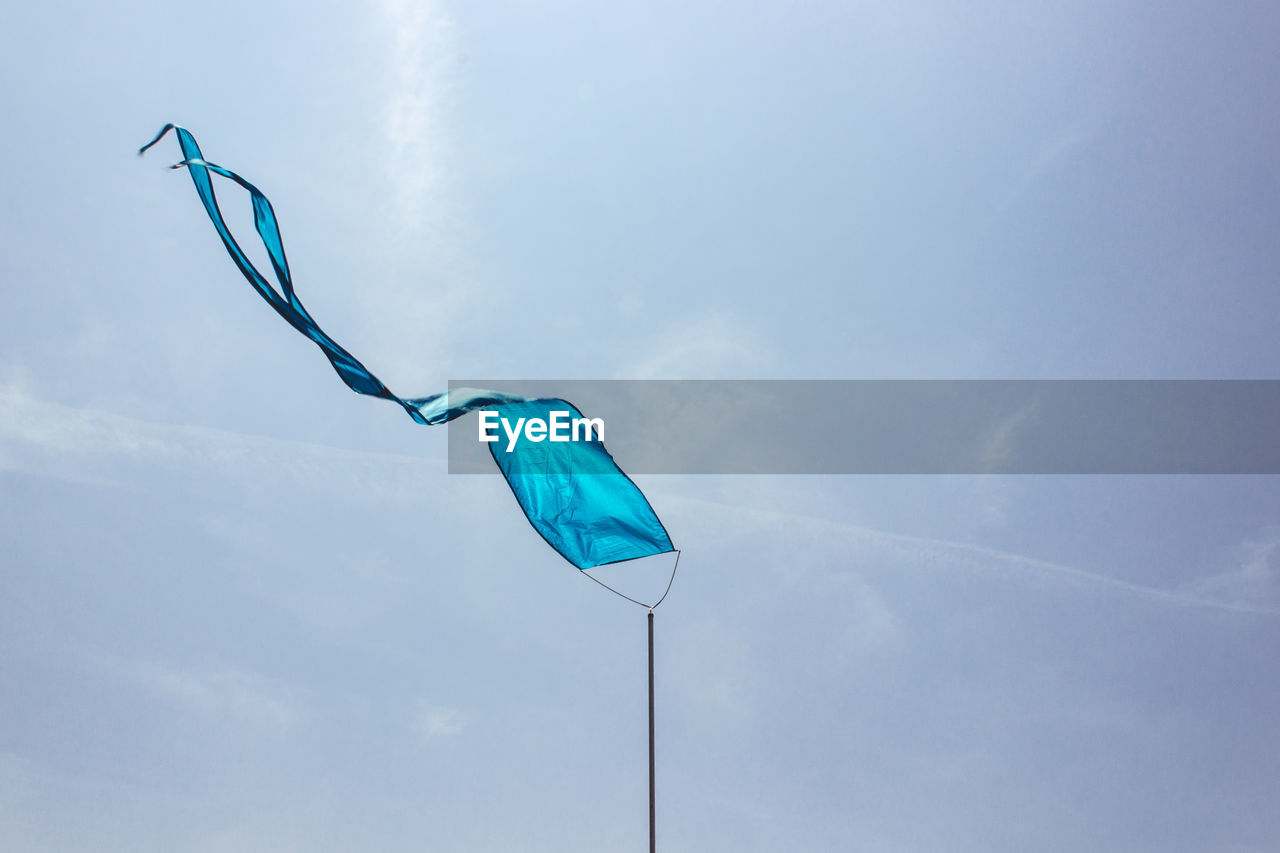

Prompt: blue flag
[{"left": 140, "top": 124, "right": 673, "bottom": 570}]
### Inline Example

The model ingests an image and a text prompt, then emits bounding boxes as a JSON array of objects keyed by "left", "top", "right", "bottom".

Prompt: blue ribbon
[{"left": 140, "top": 125, "right": 673, "bottom": 570}]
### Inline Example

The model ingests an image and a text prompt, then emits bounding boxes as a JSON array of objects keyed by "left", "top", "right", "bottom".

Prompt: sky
[{"left": 2, "top": 1, "right": 1279, "bottom": 850}]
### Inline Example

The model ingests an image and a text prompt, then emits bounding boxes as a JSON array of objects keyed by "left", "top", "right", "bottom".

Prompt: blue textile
[{"left": 140, "top": 124, "right": 673, "bottom": 570}]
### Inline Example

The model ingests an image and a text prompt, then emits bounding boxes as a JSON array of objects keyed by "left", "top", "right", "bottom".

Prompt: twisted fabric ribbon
[{"left": 140, "top": 124, "right": 673, "bottom": 570}]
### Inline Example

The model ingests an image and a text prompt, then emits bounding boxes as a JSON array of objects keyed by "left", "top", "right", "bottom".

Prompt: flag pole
[{"left": 648, "top": 608, "right": 656, "bottom": 853}]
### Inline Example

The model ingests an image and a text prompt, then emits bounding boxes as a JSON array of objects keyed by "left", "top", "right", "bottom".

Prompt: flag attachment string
[{"left": 581, "top": 549, "right": 681, "bottom": 611}]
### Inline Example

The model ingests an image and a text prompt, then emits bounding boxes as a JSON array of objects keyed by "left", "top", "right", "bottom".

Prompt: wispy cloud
[
  {"left": 903, "top": 528, "right": 1280, "bottom": 616},
  {"left": 381, "top": 0, "right": 459, "bottom": 239},
  {"left": 975, "top": 398, "right": 1040, "bottom": 472},
  {"left": 412, "top": 701, "right": 465, "bottom": 744},
  {"left": 996, "top": 119, "right": 1100, "bottom": 214},
  {"left": 91, "top": 655, "right": 299, "bottom": 731},
  {"left": 619, "top": 314, "right": 776, "bottom": 379},
  {"left": 673, "top": 616, "right": 762, "bottom": 723},
  {"left": 1176, "top": 526, "right": 1280, "bottom": 611},
  {"left": 9, "top": 383, "right": 1275, "bottom": 618},
  {"left": 0, "top": 382, "right": 443, "bottom": 501},
  {"left": 0, "top": 381, "right": 182, "bottom": 477},
  {"left": 658, "top": 490, "right": 1280, "bottom": 617},
  {"left": 356, "top": 0, "right": 476, "bottom": 387}
]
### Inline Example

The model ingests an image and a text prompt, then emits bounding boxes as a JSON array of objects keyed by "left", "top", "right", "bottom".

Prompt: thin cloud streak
[
  {"left": 619, "top": 314, "right": 776, "bottom": 379},
  {"left": 89, "top": 654, "right": 299, "bottom": 731},
  {"left": 413, "top": 702, "right": 465, "bottom": 744},
  {"left": 8, "top": 385, "right": 1278, "bottom": 617},
  {"left": 0, "top": 383, "right": 444, "bottom": 501},
  {"left": 1176, "top": 526, "right": 1280, "bottom": 612},
  {"left": 658, "top": 491, "right": 1280, "bottom": 617}
]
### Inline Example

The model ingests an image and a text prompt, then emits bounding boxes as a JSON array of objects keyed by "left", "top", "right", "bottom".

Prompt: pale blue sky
[{"left": 2, "top": 2, "right": 1279, "bottom": 851}]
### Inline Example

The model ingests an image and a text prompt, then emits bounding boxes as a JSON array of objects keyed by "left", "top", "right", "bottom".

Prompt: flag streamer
[{"left": 140, "top": 124, "right": 673, "bottom": 570}]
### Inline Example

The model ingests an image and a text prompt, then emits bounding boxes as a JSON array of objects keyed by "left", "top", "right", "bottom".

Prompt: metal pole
[{"left": 648, "top": 609, "right": 655, "bottom": 853}]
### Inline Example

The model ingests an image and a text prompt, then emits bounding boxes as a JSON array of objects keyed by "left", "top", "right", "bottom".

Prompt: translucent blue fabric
[
  {"left": 140, "top": 124, "right": 673, "bottom": 569},
  {"left": 487, "top": 399, "right": 675, "bottom": 568}
]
